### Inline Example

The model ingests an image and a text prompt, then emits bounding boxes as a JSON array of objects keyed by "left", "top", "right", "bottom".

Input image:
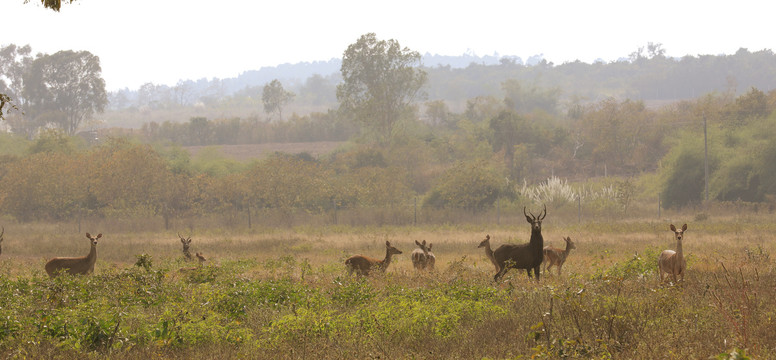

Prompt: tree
[
  {"left": 24, "top": 0, "right": 76, "bottom": 12},
  {"left": 24, "top": 50, "right": 107, "bottom": 135},
  {"left": 262, "top": 79, "right": 295, "bottom": 122},
  {"left": 0, "top": 44, "right": 32, "bottom": 123},
  {"left": 337, "top": 33, "right": 427, "bottom": 145}
]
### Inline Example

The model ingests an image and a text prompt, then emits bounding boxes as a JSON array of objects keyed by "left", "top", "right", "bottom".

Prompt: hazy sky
[{"left": 3, "top": 0, "right": 773, "bottom": 91}]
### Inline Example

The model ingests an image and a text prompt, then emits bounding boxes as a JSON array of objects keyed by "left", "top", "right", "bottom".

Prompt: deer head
[
  {"left": 478, "top": 234, "right": 491, "bottom": 249},
  {"left": 386, "top": 241, "right": 403, "bottom": 256},
  {"left": 414, "top": 239, "right": 430, "bottom": 253},
  {"left": 564, "top": 236, "right": 576, "bottom": 250},
  {"left": 178, "top": 232, "right": 192, "bottom": 248},
  {"left": 670, "top": 223, "right": 687, "bottom": 241},
  {"left": 524, "top": 205, "right": 547, "bottom": 232},
  {"left": 85, "top": 232, "right": 102, "bottom": 245}
]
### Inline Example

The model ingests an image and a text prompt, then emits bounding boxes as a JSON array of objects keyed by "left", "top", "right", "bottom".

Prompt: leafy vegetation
[{"left": 0, "top": 221, "right": 774, "bottom": 358}]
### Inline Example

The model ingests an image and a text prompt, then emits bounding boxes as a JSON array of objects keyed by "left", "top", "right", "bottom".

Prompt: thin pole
[
  {"left": 704, "top": 114, "right": 709, "bottom": 201},
  {"left": 577, "top": 195, "right": 581, "bottom": 222},
  {"left": 414, "top": 197, "right": 417, "bottom": 226},
  {"left": 497, "top": 197, "right": 500, "bottom": 225}
]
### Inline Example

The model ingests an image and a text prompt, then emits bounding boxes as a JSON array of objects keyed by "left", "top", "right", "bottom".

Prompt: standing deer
[
  {"left": 345, "top": 241, "right": 403, "bottom": 276},
  {"left": 179, "top": 233, "right": 193, "bottom": 261},
  {"left": 493, "top": 205, "right": 546, "bottom": 282},
  {"left": 543, "top": 236, "right": 576, "bottom": 275},
  {"left": 0, "top": 227, "right": 4, "bottom": 257},
  {"left": 658, "top": 224, "right": 687, "bottom": 283},
  {"left": 478, "top": 234, "right": 500, "bottom": 272},
  {"left": 426, "top": 243, "right": 436, "bottom": 270},
  {"left": 45, "top": 233, "right": 102, "bottom": 277},
  {"left": 411, "top": 240, "right": 434, "bottom": 270}
]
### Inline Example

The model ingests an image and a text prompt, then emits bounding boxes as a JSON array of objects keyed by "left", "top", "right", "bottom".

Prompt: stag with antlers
[
  {"left": 493, "top": 205, "right": 546, "bottom": 282},
  {"left": 178, "top": 232, "right": 193, "bottom": 261}
]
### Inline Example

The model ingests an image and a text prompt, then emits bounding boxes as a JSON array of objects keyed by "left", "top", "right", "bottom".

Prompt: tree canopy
[{"left": 337, "top": 33, "right": 427, "bottom": 145}]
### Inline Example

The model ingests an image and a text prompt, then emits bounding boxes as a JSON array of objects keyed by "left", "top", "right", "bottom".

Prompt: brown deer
[
  {"left": 543, "top": 236, "right": 576, "bottom": 275},
  {"left": 45, "top": 233, "right": 102, "bottom": 277},
  {"left": 0, "top": 227, "right": 4, "bottom": 257},
  {"left": 426, "top": 243, "right": 436, "bottom": 270},
  {"left": 658, "top": 224, "right": 687, "bottom": 283},
  {"left": 494, "top": 205, "right": 546, "bottom": 282},
  {"left": 195, "top": 252, "right": 207, "bottom": 264},
  {"left": 478, "top": 234, "right": 500, "bottom": 272},
  {"left": 345, "top": 241, "right": 403, "bottom": 276},
  {"left": 178, "top": 232, "right": 193, "bottom": 261},
  {"left": 411, "top": 240, "right": 434, "bottom": 270}
]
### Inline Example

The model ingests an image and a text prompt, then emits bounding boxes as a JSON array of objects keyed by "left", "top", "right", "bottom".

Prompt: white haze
[{"left": 2, "top": 0, "right": 774, "bottom": 91}]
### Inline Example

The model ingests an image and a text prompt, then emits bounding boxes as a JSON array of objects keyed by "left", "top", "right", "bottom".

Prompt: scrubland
[{"left": 0, "top": 213, "right": 774, "bottom": 359}]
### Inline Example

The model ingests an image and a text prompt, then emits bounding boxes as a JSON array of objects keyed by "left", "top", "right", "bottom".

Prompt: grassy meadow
[{"left": 0, "top": 212, "right": 774, "bottom": 359}]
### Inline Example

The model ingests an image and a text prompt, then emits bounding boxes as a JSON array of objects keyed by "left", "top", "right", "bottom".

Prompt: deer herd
[{"left": 0, "top": 206, "right": 690, "bottom": 284}]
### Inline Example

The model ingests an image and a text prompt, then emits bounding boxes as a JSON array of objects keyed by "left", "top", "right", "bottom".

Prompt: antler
[
  {"left": 539, "top": 204, "right": 547, "bottom": 220},
  {"left": 0, "top": 226, "right": 4, "bottom": 238}
]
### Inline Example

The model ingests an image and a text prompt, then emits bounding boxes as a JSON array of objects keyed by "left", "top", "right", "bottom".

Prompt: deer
[
  {"left": 195, "top": 252, "right": 207, "bottom": 264},
  {"left": 44, "top": 233, "right": 102, "bottom": 277},
  {"left": 658, "top": 224, "right": 687, "bottom": 283},
  {"left": 426, "top": 243, "right": 436, "bottom": 270},
  {"left": 543, "top": 236, "right": 576, "bottom": 276},
  {"left": 411, "top": 240, "right": 434, "bottom": 270},
  {"left": 0, "top": 227, "right": 4, "bottom": 257},
  {"left": 345, "top": 241, "right": 403, "bottom": 276},
  {"left": 178, "top": 232, "right": 193, "bottom": 261},
  {"left": 493, "top": 205, "right": 546, "bottom": 282},
  {"left": 478, "top": 234, "right": 500, "bottom": 272}
]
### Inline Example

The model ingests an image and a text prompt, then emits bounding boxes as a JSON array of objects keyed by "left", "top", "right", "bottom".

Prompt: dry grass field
[{"left": 0, "top": 213, "right": 774, "bottom": 359}]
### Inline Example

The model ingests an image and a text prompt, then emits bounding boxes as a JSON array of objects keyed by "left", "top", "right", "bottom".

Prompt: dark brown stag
[{"left": 493, "top": 205, "right": 546, "bottom": 281}]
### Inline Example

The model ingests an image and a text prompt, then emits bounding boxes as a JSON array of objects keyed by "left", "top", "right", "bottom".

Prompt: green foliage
[
  {"left": 0, "top": 132, "right": 30, "bottom": 156},
  {"left": 660, "top": 135, "right": 708, "bottom": 209},
  {"left": 28, "top": 129, "right": 82, "bottom": 155},
  {"left": 424, "top": 160, "right": 507, "bottom": 212}
]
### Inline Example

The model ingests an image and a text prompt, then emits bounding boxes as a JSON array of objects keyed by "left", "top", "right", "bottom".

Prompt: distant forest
[{"left": 106, "top": 46, "right": 776, "bottom": 116}]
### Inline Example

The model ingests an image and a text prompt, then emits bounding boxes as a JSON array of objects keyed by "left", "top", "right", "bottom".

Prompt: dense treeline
[
  {"left": 3, "top": 38, "right": 776, "bottom": 224},
  {"left": 1, "top": 88, "right": 775, "bottom": 224}
]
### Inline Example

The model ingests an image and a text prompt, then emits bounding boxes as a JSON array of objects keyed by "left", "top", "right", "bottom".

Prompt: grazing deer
[
  {"left": 658, "top": 224, "right": 687, "bottom": 283},
  {"left": 0, "top": 227, "right": 4, "bottom": 257},
  {"left": 345, "top": 241, "right": 403, "bottom": 276},
  {"left": 543, "top": 236, "right": 576, "bottom": 276},
  {"left": 195, "top": 252, "right": 207, "bottom": 264},
  {"left": 411, "top": 240, "right": 434, "bottom": 270},
  {"left": 44, "top": 233, "right": 102, "bottom": 277},
  {"left": 494, "top": 205, "right": 546, "bottom": 282},
  {"left": 478, "top": 234, "right": 500, "bottom": 272},
  {"left": 178, "top": 233, "right": 193, "bottom": 261}
]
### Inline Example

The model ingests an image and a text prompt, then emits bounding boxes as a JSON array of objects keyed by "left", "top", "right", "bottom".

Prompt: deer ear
[
  {"left": 428, "top": 244, "right": 433, "bottom": 250},
  {"left": 385, "top": 241, "right": 391, "bottom": 246},
  {"left": 682, "top": 224, "right": 687, "bottom": 232},
  {"left": 415, "top": 240, "right": 421, "bottom": 246},
  {"left": 96, "top": 234, "right": 102, "bottom": 238},
  {"left": 670, "top": 224, "right": 676, "bottom": 232},
  {"left": 86, "top": 233, "right": 91, "bottom": 238}
]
